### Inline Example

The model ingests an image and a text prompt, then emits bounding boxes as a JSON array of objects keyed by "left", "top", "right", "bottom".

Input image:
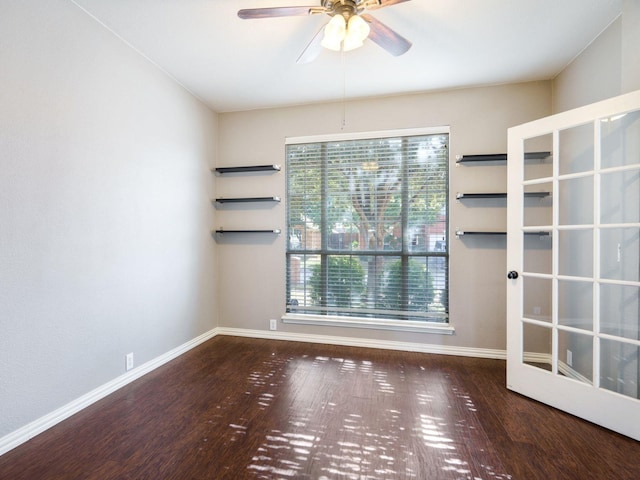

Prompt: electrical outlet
[
  {"left": 269, "top": 319, "right": 277, "bottom": 331},
  {"left": 125, "top": 352, "right": 134, "bottom": 371},
  {"left": 566, "top": 349, "right": 573, "bottom": 367}
]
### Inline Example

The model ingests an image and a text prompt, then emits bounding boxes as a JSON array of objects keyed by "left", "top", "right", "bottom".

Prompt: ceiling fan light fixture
[
  {"left": 349, "top": 14, "right": 371, "bottom": 40},
  {"left": 321, "top": 14, "right": 346, "bottom": 51},
  {"left": 343, "top": 15, "right": 370, "bottom": 51},
  {"left": 342, "top": 35, "right": 363, "bottom": 52}
]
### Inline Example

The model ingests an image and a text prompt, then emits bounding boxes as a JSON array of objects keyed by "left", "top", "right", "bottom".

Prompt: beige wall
[
  {"left": 621, "top": 0, "right": 640, "bottom": 93},
  {"left": 553, "top": 0, "right": 640, "bottom": 113},
  {"left": 0, "top": 0, "right": 218, "bottom": 439},
  {"left": 217, "top": 82, "right": 552, "bottom": 351},
  {"left": 552, "top": 17, "right": 622, "bottom": 113}
]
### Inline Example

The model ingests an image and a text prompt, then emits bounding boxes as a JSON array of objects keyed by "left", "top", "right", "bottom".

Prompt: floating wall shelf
[
  {"left": 455, "top": 230, "right": 551, "bottom": 237},
  {"left": 212, "top": 164, "right": 281, "bottom": 238},
  {"left": 456, "top": 230, "right": 507, "bottom": 236},
  {"left": 455, "top": 150, "right": 553, "bottom": 245},
  {"left": 456, "top": 151, "right": 551, "bottom": 164},
  {"left": 214, "top": 229, "right": 281, "bottom": 235},
  {"left": 456, "top": 192, "right": 550, "bottom": 200},
  {"left": 215, "top": 196, "right": 281, "bottom": 204},
  {"left": 214, "top": 165, "right": 281, "bottom": 174}
]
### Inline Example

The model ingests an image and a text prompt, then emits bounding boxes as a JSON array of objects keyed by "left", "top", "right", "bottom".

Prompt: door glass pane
[
  {"left": 559, "top": 123, "right": 594, "bottom": 175},
  {"left": 558, "top": 330, "right": 593, "bottom": 384},
  {"left": 600, "top": 169, "right": 640, "bottom": 224},
  {"left": 600, "top": 339, "right": 640, "bottom": 400},
  {"left": 523, "top": 276, "right": 552, "bottom": 322},
  {"left": 523, "top": 182, "right": 553, "bottom": 227},
  {"left": 523, "top": 322, "right": 552, "bottom": 371},
  {"left": 523, "top": 232, "right": 552, "bottom": 275},
  {"left": 558, "top": 229, "right": 593, "bottom": 278},
  {"left": 524, "top": 134, "right": 553, "bottom": 181},
  {"left": 600, "top": 284, "right": 640, "bottom": 340},
  {"left": 600, "top": 227, "right": 640, "bottom": 282},
  {"left": 558, "top": 176, "right": 594, "bottom": 225},
  {"left": 558, "top": 280, "right": 593, "bottom": 331},
  {"left": 601, "top": 110, "right": 640, "bottom": 169}
]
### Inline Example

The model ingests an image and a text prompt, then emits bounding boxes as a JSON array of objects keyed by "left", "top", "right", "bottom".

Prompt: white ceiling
[{"left": 71, "top": 0, "right": 623, "bottom": 112}]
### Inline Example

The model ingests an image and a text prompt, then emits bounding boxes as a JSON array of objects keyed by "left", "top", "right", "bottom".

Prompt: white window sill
[{"left": 281, "top": 313, "right": 455, "bottom": 335}]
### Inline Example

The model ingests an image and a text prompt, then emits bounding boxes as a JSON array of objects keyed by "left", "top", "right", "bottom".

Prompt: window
[{"left": 285, "top": 128, "right": 449, "bottom": 325}]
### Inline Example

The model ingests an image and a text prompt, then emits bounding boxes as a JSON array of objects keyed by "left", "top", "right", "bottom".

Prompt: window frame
[{"left": 283, "top": 127, "right": 453, "bottom": 335}]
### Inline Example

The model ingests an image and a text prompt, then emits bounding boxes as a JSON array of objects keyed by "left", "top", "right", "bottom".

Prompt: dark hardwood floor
[{"left": 1, "top": 335, "right": 639, "bottom": 479}]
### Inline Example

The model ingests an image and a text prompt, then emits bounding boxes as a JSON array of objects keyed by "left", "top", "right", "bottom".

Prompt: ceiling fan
[{"left": 238, "top": 0, "right": 412, "bottom": 64}]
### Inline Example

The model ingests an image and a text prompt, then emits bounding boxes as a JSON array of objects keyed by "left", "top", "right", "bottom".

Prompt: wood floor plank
[{"left": 1, "top": 336, "right": 639, "bottom": 479}]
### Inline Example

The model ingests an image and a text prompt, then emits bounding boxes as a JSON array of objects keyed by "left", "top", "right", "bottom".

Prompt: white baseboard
[
  {"left": 0, "top": 328, "right": 219, "bottom": 457},
  {"left": 1, "top": 326, "right": 506, "bottom": 457},
  {"left": 215, "top": 327, "right": 507, "bottom": 360}
]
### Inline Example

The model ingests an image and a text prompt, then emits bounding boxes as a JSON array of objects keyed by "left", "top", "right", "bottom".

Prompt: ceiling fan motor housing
[{"left": 325, "top": 0, "right": 362, "bottom": 19}]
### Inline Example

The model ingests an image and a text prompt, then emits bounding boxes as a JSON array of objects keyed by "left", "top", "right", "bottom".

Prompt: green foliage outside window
[
  {"left": 309, "top": 256, "right": 365, "bottom": 308},
  {"left": 383, "top": 259, "right": 434, "bottom": 311}
]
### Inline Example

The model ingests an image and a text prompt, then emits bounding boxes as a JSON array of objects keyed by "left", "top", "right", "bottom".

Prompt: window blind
[{"left": 286, "top": 131, "right": 448, "bottom": 322}]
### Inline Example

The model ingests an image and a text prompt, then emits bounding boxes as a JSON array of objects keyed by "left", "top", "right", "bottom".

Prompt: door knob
[{"left": 507, "top": 271, "right": 519, "bottom": 280}]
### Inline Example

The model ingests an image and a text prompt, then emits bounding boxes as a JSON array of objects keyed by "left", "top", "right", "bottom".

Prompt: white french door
[{"left": 506, "top": 89, "right": 640, "bottom": 441}]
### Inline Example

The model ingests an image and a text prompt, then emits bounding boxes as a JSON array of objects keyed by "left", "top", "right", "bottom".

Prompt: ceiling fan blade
[
  {"left": 238, "top": 6, "right": 316, "bottom": 19},
  {"left": 361, "top": 13, "right": 412, "bottom": 56},
  {"left": 297, "top": 25, "right": 326, "bottom": 64},
  {"left": 365, "top": 0, "right": 411, "bottom": 11}
]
